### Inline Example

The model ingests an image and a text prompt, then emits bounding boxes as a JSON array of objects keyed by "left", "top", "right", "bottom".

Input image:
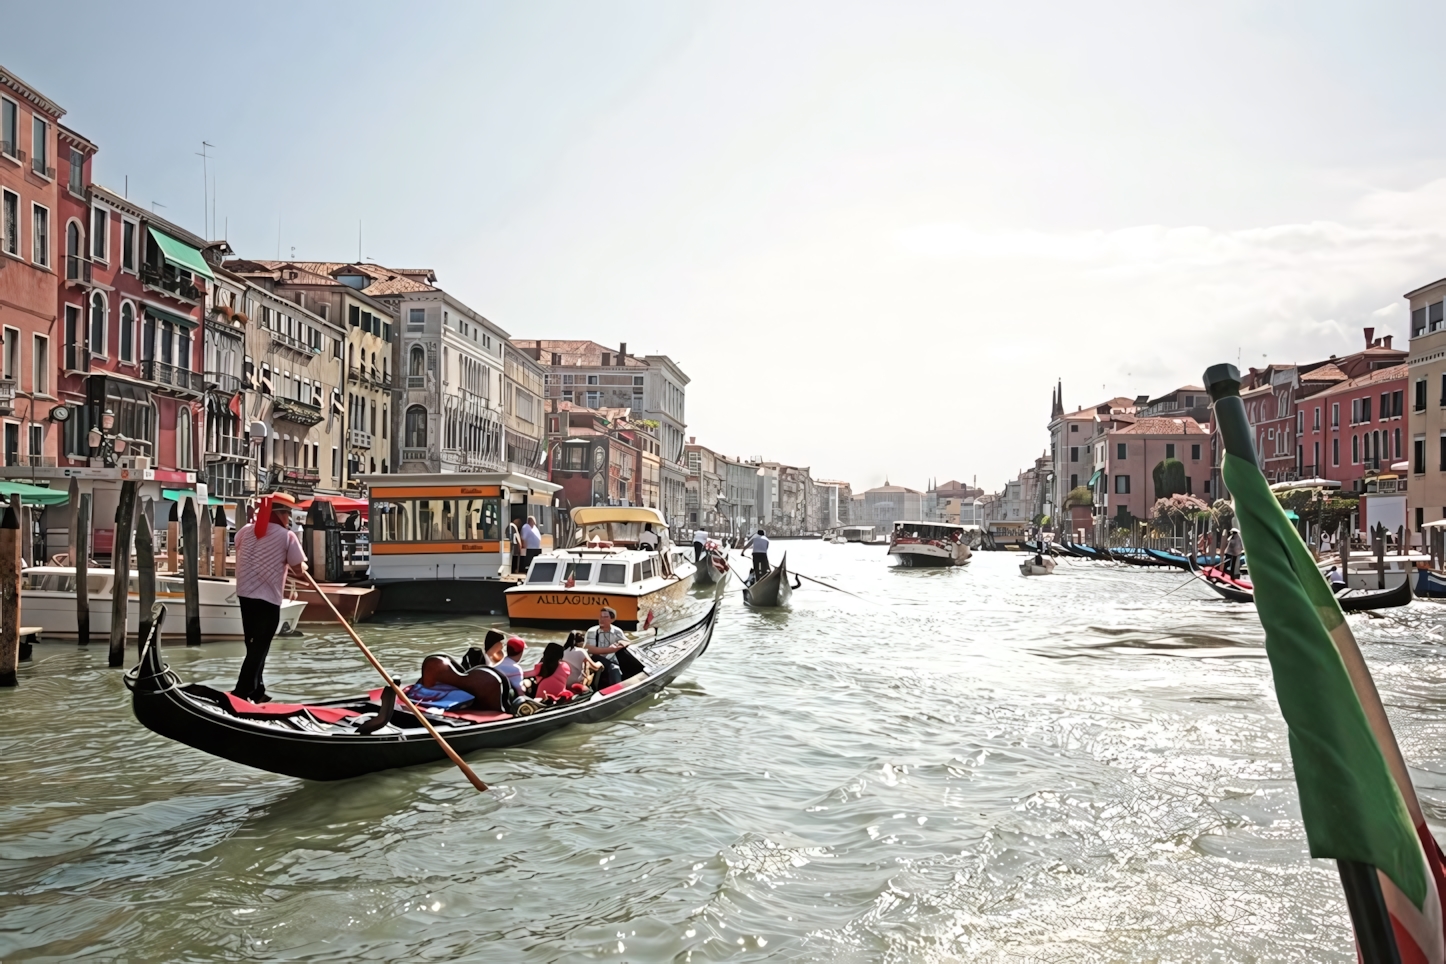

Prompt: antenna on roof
[{"left": 195, "top": 141, "right": 213, "bottom": 239}]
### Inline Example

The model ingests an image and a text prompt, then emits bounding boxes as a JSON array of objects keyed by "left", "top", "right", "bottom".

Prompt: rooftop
[{"left": 1115, "top": 416, "right": 1210, "bottom": 436}]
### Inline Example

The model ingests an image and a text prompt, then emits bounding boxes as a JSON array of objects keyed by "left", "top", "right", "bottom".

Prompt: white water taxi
[
  {"left": 504, "top": 507, "right": 697, "bottom": 628},
  {"left": 20, "top": 567, "right": 307, "bottom": 640},
  {"left": 888, "top": 521, "right": 973, "bottom": 567}
]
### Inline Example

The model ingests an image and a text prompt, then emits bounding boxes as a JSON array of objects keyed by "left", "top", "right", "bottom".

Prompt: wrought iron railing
[
  {"left": 204, "top": 371, "right": 241, "bottom": 395},
  {"left": 142, "top": 359, "right": 203, "bottom": 393},
  {"left": 65, "top": 255, "right": 91, "bottom": 284}
]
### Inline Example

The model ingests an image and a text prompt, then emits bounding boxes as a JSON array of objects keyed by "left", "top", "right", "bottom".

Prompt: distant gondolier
[
  {"left": 693, "top": 527, "right": 709, "bottom": 562},
  {"left": 232, "top": 493, "right": 307, "bottom": 703},
  {"left": 743, "top": 529, "right": 770, "bottom": 580},
  {"left": 1224, "top": 528, "right": 1244, "bottom": 579}
]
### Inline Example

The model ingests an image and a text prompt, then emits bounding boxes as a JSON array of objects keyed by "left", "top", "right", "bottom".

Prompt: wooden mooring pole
[
  {"left": 0, "top": 495, "right": 21, "bottom": 686},
  {"left": 181, "top": 497, "right": 202, "bottom": 647},
  {"left": 66, "top": 476, "right": 78, "bottom": 565},
  {"left": 108, "top": 480, "right": 137, "bottom": 668},
  {"left": 135, "top": 500, "right": 156, "bottom": 654},
  {"left": 212, "top": 505, "right": 228, "bottom": 578},
  {"left": 166, "top": 499, "right": 179, "bottom": 573},
  {"left": 76, "top": 493, "right": 91, "bottom": 647}
]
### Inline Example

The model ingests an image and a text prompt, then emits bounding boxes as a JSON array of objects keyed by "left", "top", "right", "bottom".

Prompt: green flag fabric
[{"left": 1223, "top": 450, "right": 1427, "bottom": 907}]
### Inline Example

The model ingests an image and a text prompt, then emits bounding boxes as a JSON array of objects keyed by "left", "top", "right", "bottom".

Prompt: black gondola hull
[
  {"left": 742, "top": 554, "right": 791, "bottom": 607},
  {"left": 127, "top": 604, "right": 717, "bottom": 782}
]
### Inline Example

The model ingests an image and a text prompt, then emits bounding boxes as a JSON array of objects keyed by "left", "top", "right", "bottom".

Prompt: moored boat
[
  {"left": 743, "top": 553, "right": 794, "bottom": 607},
  {"left": 124, "top": 600, "right": 719, "bottom": 782},
  {"left": 505, "top": 507, "right": 696, "bottom": 629},
  {"left": 20, "top": 567, "right": 306, "bottom": 639},
  {"left": 1189, "top": 559, "right": 1410, "bottom": 611},
  {"left": 887, "top": 521, "right": 972, "bottom": 567}
]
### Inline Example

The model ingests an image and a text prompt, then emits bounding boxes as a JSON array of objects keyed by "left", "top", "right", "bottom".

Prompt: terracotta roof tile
[{"left": 1117, "top": 416, "right": 1209, "bottom": 435}]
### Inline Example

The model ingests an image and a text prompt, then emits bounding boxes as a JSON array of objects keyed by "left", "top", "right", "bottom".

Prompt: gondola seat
[{"left": 417, "top": 655, "right": 511, "bottom": 713}]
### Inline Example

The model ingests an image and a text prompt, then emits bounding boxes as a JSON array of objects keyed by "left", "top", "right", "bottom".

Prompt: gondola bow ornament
[{"left": 1206, "top": 363, "right": 1446, "bottom": 964}]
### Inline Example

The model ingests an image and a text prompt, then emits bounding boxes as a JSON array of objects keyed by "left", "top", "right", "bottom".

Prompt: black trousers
[
  {"left": 752, "top": 552, "right": 769, "bottom": 578},
  {"left": 694, "top": 541, "right": 704, "bottom": 562},
  {"left": 510, "top": 545, "right": 523, "bottom": 573},
  {"left": 233, "top": 595, "right": 281, "bottom": 701}
]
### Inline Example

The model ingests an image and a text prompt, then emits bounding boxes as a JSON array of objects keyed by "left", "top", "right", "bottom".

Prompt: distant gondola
[
  {"left": 743, "top": 553, "right": 796, "bottom": 607},
  {"left": 1189, "top": 560, "right": 1411, "bottom": 611},
  {"left": 692, "top": 548, "right": 729, "bottom": 587},
  {"left": 124, "top": 602, "right": 719, "bottom": 782},
  {"left": 1415, "top": 567, "right": 1446, "bottom": 598},
  {"left": 1144, "top": 548, "right": 1224, "bottom": 571}
]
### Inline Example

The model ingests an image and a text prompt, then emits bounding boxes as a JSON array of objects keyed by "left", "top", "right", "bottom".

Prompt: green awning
[
  {"left": 144, "top": 305, "right": 198, "bottom": 330},
  {"left": 147, "top": 226, "right": 213, "bottom": 280},
  {"left": 1087, "top": 469, "right": 1102, "bottom": 487},
  {"left": 162, "top": 488, "right": 228, "bottom": 506},
  {"left": 0, "top": 480, "right": 69, "bottom": 505}
]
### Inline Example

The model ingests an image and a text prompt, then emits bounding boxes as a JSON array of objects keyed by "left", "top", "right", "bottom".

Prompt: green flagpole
[{"left": 1204, "top": 363, "right": 1401, "bottom": 964}]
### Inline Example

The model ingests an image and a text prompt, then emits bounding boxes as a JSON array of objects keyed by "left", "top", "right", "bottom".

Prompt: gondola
[
  {"left": 692, "top": 548, "right": 730, "bottom": 587},
  {"left": 1414, "top": 567, "right": 1446, "bottom": 599},
  {"left": 124, "top": 601, "right": 719, "bottom": 782},
  {"left": 1143, "top": 548, "right": 1224, "bottom": 571},
  {"left": 1189, "top": 560, "right": 1411, "bottom": 611},
  {"left": 742, "top": 553, "right": 796, "bottom": 607}
]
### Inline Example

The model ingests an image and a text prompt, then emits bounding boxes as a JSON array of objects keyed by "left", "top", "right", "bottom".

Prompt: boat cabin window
[
  {"left": 632, "top": 563, "right": 642, "bottom": 583},
  {"left": 563, "top": 562, "right": 592, "bottom": 582},
  {"left": 578, "top": 521, "right": 647, "bottom": 546},
  {"left": 598, "top": 562, "right": 627, "bottom": 585},
  {"left": 22, "top": 571, "right": 110, "bottom": 593},
  {"left": 528, "top": 562, "right": 559, "bottom": 584},
  {"left": 371, "top": 497, "right": 503, "bottom": 543},
  {"left": 641, "top": 557, "right": 655, "bottom": 580}
]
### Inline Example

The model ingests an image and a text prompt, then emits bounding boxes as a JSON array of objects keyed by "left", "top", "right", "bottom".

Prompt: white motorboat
[
  {"left": 887, "top": 521, "right": 973, "bottom": 567},
  {"left": 20, "top": 567, "right": 307, "bottom": 640},
  {"left": 1315, "top": 551, "right": 1430, "bottom": 590}
]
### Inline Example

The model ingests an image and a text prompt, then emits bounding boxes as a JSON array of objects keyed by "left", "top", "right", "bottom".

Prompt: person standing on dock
[
  {"left": 742, "top": 529, "right": 770, "bottom": 580},
  {"left": 521, "top": 516, "right": 543, "bottom": 569},
  {"left": 231, "top": 493, "right": 307, "bottom": 703}
]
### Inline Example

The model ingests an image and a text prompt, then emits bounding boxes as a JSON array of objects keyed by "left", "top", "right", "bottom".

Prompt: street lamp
[{"left": 87, "top": 409, "right": 129, "bottom": 467}]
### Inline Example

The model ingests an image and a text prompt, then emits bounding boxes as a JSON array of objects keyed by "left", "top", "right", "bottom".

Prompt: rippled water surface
[{"left": 6, "top": 543, "right": 1446, "bottom": 961}]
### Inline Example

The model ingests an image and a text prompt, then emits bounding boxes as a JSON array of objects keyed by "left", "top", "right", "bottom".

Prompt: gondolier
[
  {"left": 693, "top": 526, "right": 709, "bottom": 562},
  {"left": 232, "top": 494, "right": 307, "bottom": 702},
  {"left": 742, "top": 529, "right": 770, "bottom": 580},
  {"left": 1223, "top": 528, "right": 1243, "bottom": 578}
]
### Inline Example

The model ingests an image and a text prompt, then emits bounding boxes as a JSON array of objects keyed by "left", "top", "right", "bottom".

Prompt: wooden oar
[
  {"left": 792, "top": 571, "right": 886, "bottom": 605},
  {"left": 300, "top": 570, "right": 488, "bottom": 793}
]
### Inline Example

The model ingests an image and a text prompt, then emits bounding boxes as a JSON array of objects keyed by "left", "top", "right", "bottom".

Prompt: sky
[{"left": 9, "top": 1, "right": 1446, "bottom": 492}]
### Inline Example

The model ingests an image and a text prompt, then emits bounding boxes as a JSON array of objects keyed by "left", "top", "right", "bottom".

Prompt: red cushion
[{"left": 224, "top": 693, "right": 359, "bottom": 724}]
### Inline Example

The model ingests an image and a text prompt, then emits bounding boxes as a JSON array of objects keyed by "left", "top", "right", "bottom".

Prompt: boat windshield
[
  {"left": 563, "top": 562, "right": 593, "bottom": 582},
  {"left": 528, "top": 562, "right": 559, "bottom": 584},
  {"left": 23, "top": 571, "right": 110, "bottom": 593},
  {"left": 597, "top": 562, "right": 627, "bottom": 585},
  {"left": 578, "top": 522, "right": 644, "bottom": 545}
]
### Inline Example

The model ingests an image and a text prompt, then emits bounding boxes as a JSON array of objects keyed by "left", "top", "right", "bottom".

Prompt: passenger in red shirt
[{"left": 525, "top": 643, "right": 572, "bottom": 698}]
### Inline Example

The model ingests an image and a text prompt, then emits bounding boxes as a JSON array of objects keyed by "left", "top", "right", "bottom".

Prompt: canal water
[{"left": 4, "top": 542, "right": 1446, "bottom": 961}]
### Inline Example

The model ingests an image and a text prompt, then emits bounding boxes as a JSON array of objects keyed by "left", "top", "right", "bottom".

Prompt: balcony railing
[
  {"left": 142, "top": 359, "right": 203, "bottom": 394},
  {"left": 204, "top": 371, "right": 241, "bottom": 395},
  {"left": 271, "top": 397, "right": 324, "bottom": 426},
  {"left": 65, "top": 255, "right": 91, "bottom": 285},
  {"left": 270, "top": 329, "right": 320, "bottom": 356},
  {"left": 350, "top": 428, "right": 373, "bottom": 449},
  {"left": 0, "top": 377, "right": 14, "bottom": 414},
  {"left": 140, "top": 263, "right": 202, "bottom": 302},
  {"left": 401, "top": 447, "right": 429, "bottom": 462},
  {"left": 407, "top": 375, "right": 425, "bottom": 389},
  {"left": 64, "top": 343, "right": 90, "bottom": 373},
  {"left": 206, "top": 434, "right": 248, "bottom": 458}
]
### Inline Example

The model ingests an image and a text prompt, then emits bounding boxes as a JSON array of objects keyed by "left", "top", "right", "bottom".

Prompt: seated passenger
[
  {"left": 495, "top": 637, "right": 527, "bottom": 695},
  {"left": 525, "top": 642, "right": 572, "bottom": 699},
  {"left": 463, "top": 629, "right": 506, "bottom": 671},
  {"left": 561, "top": 630, "right": 601, "bottom": 687}
]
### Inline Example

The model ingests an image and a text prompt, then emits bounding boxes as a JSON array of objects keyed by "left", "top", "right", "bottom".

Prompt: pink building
[
  {"left": 1298, "top": 363, "right": 1407, "bottom": 493},
  {"left": 1092, "top": 416, "right": 1213, "bottom": 524}
]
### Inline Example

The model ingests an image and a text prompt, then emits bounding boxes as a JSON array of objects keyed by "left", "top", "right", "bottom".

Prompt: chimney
[
  {"left": 1384, "top": 335, "right": 1394, "bottom": 349},
  {"left": 1364, "top": 326, "right": 1375, "bottom": 349},
  {"left": 619, "top": 342, "right": 627, "bottom": 360},
  {"left": 689, "top": 435, "right": 695, "bottom": 443}
]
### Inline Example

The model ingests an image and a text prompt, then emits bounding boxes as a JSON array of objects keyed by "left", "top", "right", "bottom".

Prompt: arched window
[
  {"left": 66, "top": 220, "right": 81, "bottom": 273},
  {"left": 176, "top": 406, "right": 193, "bottom": 469},
  {"left": 119, "top": 302, "right": 134, "bottom": 362},
  {"left": 405, "top": 405, "right": 427, "bottom": 448},
  {"left": 89, "top": 292, "right": 106, "bottom": 357},
  {"left": 409, "top": 345, "right": 424, "bottom": 377}
]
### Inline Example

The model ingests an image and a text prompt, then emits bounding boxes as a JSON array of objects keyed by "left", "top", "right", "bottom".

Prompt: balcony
[
  {"left": 271, "top": 397, "right": 324, "bottom": 426},
  {"left": 205, "top": 434, "right": 248, "bottom": 458},
  {"left": 407, "top": 375, "right": 425, "bottom": 389},
  {"left": 204, "top": 371, "right": 241, "bottom": 395},
  {"left": 65, "top": 255, "right": 92, "bottom": 286},
  {"left": 140, "top": 263, "right": 202, "bottom": 302},
  {"left": 142, "top": 359, "right": 203, "bottom": 395},
  {"left": 270, "top": 328, "right": 320, "bottom": 356},
  {"left": 350, "top": 428, "right": 373, "bottom": 449},
  {"left": 0, "top": 377, "right": 13, "bottom": 414},
  {"left": 402, "top": 447, "right": 429, "bottom": 462}
]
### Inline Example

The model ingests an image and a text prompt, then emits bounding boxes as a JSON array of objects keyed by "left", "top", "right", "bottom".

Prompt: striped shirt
[{"left": 234, "top": 522, "right": 305, "bottom": 606}]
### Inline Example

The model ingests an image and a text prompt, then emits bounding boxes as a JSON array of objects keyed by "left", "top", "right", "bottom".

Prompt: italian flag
[{"left": 1213, "top": 365, "right": 1446, "bottom": 962}]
